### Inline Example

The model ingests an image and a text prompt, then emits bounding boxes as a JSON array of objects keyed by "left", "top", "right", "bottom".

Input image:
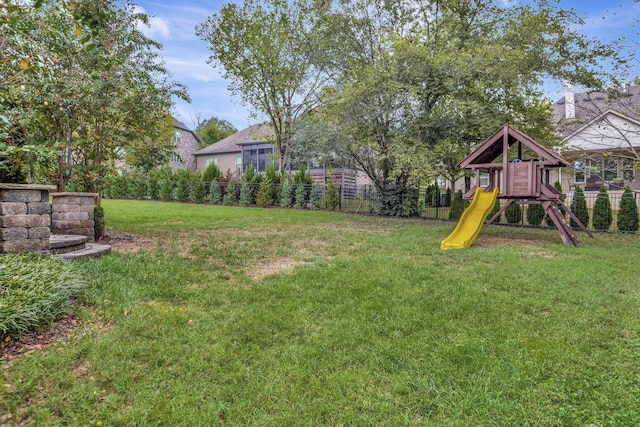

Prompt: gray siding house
[
  {"left": 194, "top": 124, "right": 275, "bottom": 177},
  {"left": 551, "top": 84, "right": 640, "bottom": 192}
]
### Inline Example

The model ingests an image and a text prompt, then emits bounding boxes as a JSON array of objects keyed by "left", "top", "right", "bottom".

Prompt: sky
[{"left": 134, "top": 0, "right": 640, "bottom": 132}]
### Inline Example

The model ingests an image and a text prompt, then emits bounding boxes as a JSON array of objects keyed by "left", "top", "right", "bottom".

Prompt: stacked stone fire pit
[{"left": 0, "top": 184, "right": 110, "bottom": 259}]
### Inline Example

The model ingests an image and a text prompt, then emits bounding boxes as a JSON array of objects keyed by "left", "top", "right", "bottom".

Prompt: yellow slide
[{"left": 440, "top": 187, "right": 499, "bottom": 250}]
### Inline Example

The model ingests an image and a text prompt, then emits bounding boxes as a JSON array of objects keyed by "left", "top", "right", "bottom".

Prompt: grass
[{"left": 1, "top": 199, "right": 640, "bottom": 425}]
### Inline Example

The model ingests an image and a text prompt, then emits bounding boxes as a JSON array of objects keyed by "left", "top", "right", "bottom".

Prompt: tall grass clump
[{"left": 0, "top": 255, "right": 86, "bottom": 338}]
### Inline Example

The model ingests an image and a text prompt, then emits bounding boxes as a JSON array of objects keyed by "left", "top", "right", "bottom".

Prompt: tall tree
[
  {"left": 1, "top": 0, "right": 187, "bottom": 195},
  {"left": 319, "top": 0, "right": 620, "bottom": 193},
  {"left": 195, "top": 116, "right": 237, "bottom": 148},
  {"left": 196, "top": 0, "right": 328, "bottom": 171}
]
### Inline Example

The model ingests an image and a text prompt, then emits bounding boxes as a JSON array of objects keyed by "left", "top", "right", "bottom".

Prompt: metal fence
[{"left": 103, "top": 177, "right": 640, "bottom": 233}]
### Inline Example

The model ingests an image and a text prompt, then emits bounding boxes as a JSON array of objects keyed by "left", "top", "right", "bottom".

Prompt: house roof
[
  {"left": 459, "top": 125, "right": 569, "bottom": 168},
  {"left": 553, "top": 85, "right": 640, "bottom": 138},
  {"left": 561, "top": 109, "right": 640, "bottom": 144},
  {"left": 194, "top": 124, "right": 273, "bottom": 156},
  {"left": 172, "top": 118, "right": 201, "bottom": 143}
]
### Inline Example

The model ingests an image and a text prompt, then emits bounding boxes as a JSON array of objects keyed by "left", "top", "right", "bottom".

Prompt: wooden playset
[{"left": 441, "top": 125, "right": 592, "bottom": 249}]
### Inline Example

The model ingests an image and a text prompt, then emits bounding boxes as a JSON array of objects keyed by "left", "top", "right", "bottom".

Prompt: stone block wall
[
  {"left": 51, "top": 193, "right": 97, "bottom": 241},
  {"left": 0, "top": 184, "right": 56, "bottom": 253}
]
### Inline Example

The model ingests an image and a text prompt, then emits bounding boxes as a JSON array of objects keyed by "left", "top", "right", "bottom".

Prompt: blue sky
[{"left": 134, "top": 0, "right": 640, "bottom": 132}]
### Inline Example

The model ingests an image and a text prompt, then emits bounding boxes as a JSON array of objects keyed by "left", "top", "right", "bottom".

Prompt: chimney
[{"left": 564, "top": 80, "right": 575, "bottom": 119}]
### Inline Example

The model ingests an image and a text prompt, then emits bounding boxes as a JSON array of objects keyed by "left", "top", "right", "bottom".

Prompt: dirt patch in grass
[
  {"left": 1, "top": 316, "right": 79, "bottom": 364},
  {"left": 99, "top": 231, "right": 157, "bottom": 253},
  {"left": 473, "top": 235, "right": 558, "bottom": 250},
  {"left": 248, "top": 257, "right": 307, "bottom": 281}
]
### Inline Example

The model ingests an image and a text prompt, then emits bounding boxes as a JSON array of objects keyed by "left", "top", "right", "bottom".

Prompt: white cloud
[{"left": 134, "top": 6, "right": 171, "bottom": 40}]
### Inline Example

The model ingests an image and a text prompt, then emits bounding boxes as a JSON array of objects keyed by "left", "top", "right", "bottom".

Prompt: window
[
  {"left": 603, "top": 158, "right": 617, "bottom": 182},
  {"left": 240, "top": 144, "right": 274, "bottom": 172},
  {"left": 171, "top": 153, "right": 181, "bottom": 163},
  {"left": 206, "top": 158, "right": 218, "bottom": 167},
  {"left": 574, "top": 160, "right": 586, "bottom": 183},
  {"left": 623, "top": 158, "right": 635, "bottom": 180},
  {"left": 479, "top": 173, "right": 489, "bottom": 188},
  {"left": 173, "top": 131, "right": 182, "bottom": 144},
  {"left": 236, "top": 155, "right": 242, "bottom": 173}
]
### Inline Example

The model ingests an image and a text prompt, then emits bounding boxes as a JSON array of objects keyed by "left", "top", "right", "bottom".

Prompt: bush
[
  {"left": 239, "top": 181, "right": 251, "bottom": 207},
  {"left": 175, "top": 175, "right": 190, "bottom": 203},
  {"left": 94, "top": 205, "right": 105, "bottom": 239},
  {"left": 208, "top": 180, "right": 221, "bottom": 204},
  {"left": 449, "top": 190, "right": 465, "bottom": 220},
  {"left": 159, "top": 176, "right": 173, "bottom": 201},
  {"left": 145, "top": 172, "right": 160, "bottom": 200},
  {"left": 264, "top": 163, "right": 280, "bottom": 185},
  {"left": 294, "top": 184, "right": 308, "bottom": 209},
  {"left": 0, "top": 254, "right": 86, "bottom": 338},
  {"left": 280, "top": 179, "right": 294, "bottom": 208},
  {"left": 489, "top": 198, "right": 502, "bottom": 223},
  {"left": 203, "top": 162, "right": 222, "bottom": 183},
  {"left": 617, "top": 187, "right": 638, "bottom": 232},
  {"left": 223, "top": 180, "right": 238, "bottom": 206},
  {"left": 425, "top": 184, "right": 436, "bottom": 207},
  {"left": 293, "top": 164, "right": 313, "bottom": 185},
  {"left": 325, "top": 177, "right": 340, "bottom": 211},
  {"left": 256, "top": 178, "right": 275, "bottom": 207},
  {"left": 592, "top": 185, "right": 612, "bottom": 231},
  {"left": 526, "top": 203, "right": 545, "bottom": 226},
  {"left": 569, "top": 186, "right": 589, "bottom": 228},
  {"left": 241, "top": 163, "right": 261, "bottom": 184},
  {"left": 505, "top": 202, "right": 522, "bottom": 224},
  {"left": 309, "top": 181, "right": 321, "bottom": 210},
  {"left": 191, "top": 179, "right": 207, "bottom": 204},
  {"left": 444, "top": 188, "right": 452, "bottom": 207},
  {"left": 131, "top": 173, "right": 146, "bottom": 199},
  {"left": 544, "top": 181, "right": 565, "bottom": 225}
]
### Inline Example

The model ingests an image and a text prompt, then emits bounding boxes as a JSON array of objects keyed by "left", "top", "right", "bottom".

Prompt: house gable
[
  {"left": 170, "top": 119, "right": 200, "bottom": 172},
  {"left": 562, "top": 110, "right": 640, "bottom": 154}
]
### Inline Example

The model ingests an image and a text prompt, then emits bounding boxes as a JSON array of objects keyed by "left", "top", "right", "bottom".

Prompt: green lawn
[{"left": 2, "top": 199, "right": 640, "bottom": 425}]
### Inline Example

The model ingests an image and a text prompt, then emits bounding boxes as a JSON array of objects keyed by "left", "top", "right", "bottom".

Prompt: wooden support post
[
  {"left": 558, "top": 203, "right": 594, "bottom": 238},
  {"left": 486, "top": 199, "right": 514, "bottom": 225},
  {"left": 542, "top": 201, "right": 581, "bottom": 246}
]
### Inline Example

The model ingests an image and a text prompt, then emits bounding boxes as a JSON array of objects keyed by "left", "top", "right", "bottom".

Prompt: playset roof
[{"left": 458, "top": 125, "right": 569, "bottom": 169}]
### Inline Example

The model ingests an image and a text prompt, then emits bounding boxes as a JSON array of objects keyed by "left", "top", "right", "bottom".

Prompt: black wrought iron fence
[{"left": 103, "top": 176, "right": 640, "bottom": 233}]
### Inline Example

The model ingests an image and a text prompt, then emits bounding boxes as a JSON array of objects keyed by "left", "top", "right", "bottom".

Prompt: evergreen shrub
[
  {"left": 617, "top": 186, "right": 638, "bottom": 232},
  {"left": 309, "top": 182, "right": 321, "bottom": 210},
  {"left": 505, "top": 202, "right": 522, "bottom": 224},
  {"left": 239, "top": 181, "right": 251, "bottom": 207},
  {"left": 223, "top": 180, "right": 238, "bottom": 206},
  {"left": 449, "top": 190, "right": 465, "bottom": 220},
  {"left": 280, "top": 179, "right": 294, "bottom": 208},
  {"left": 569, "top": 186, "right": 589, "bottom": 228},
  {"left": 592, "top": 185, "right": 612, "bottom": 230},
  {"left": 208, "top": 180, "right": 221, "bottom": 204},
  {"left": 526, "top": 203, "right": 545, "bottom": 226},
  {"left": 256, "top": 179, "right": 274, "bottom": 207}
]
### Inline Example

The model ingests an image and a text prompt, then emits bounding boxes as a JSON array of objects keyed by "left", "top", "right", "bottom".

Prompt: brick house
[{"left": 169, "top": 119, "right": 201, "bottom": 172}]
